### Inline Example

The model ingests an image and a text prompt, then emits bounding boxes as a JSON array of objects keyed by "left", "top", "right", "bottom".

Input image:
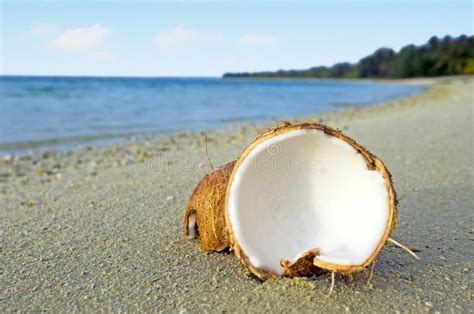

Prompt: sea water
[{"left": 0, "top": 76, "right": 425, "bottom": 153}]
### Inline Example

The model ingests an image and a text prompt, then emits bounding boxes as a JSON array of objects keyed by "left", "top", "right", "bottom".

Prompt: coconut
[
  {"left": 224, "top": 123, "right": 397, "bottom": 280},
  {"left": 183, "top": 122, "right": 412, "bottom": 281},
  {"left": 183, "top": 161, "right": 235, "bottom": 251}
]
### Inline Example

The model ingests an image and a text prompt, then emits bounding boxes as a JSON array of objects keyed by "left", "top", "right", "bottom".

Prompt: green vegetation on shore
[{"left": 223, "top": 35, "right": 474, "bottom": 79}]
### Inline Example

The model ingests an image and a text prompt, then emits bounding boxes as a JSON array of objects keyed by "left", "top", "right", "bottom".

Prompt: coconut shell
[
  {"left": 224, "top": 122, "right": 397, "bottom": 279},
  {"left": 281, "top": 248, "right": 325, "bottom": 278},
  {"left": 183, "top": 161, "right": 235, "bottom": 251}
]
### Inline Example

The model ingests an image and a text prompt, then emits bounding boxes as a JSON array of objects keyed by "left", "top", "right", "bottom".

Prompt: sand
[{"left": 1, "top": 77, "right": 473, "bottom": 312}]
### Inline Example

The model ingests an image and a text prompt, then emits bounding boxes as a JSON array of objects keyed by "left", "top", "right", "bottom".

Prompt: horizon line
[{"left": 0, "top": 74, "right": 225, "bottom": 79}]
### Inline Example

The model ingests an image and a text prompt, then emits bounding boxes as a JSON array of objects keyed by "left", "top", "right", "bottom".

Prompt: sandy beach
[{"left": 1, "top": 77, "right": 473, "bottom": 312}]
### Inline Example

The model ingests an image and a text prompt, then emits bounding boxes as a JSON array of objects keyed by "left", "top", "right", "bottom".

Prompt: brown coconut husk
[
  {"left": 183, "top": 160, "right": 235, "bottom": 251},
  {"left": 224, "top": 122, "right": 398, "bottom": 280},
  {"left": 280, "top": 248, "right": 325, "bottom": 278}
]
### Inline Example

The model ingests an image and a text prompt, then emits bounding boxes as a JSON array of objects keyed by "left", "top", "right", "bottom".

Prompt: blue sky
[{"left": 1, "top": 1, "right": 472, "bottom": 76}]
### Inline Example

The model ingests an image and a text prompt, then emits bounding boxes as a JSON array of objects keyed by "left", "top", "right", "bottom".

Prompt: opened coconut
[{"left": 185, "top": 122, "right": 401, "bottom": 280}]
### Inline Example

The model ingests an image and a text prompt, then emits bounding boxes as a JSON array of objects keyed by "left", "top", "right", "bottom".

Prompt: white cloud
[
  {"left": 154, "top": 25, "right": 222, "bottom": 49},
  {"left": 51, "top": 24, "right": 110, "bottom": 51},
  {"left": 238, "top": 33, "right": 279, "bottom": 46}
]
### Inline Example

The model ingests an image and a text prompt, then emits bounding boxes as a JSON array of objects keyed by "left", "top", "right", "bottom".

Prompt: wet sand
[{"left": 1, "top": 77, "right": 473, "bottom": 312}]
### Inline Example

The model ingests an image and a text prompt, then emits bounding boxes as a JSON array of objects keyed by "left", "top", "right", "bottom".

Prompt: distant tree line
[{"left": 223, "top": 35, "right": 474, "bottom": 79}]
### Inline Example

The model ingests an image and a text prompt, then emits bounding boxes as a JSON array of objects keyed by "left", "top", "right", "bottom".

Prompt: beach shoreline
[
  {"left": 2, "top": 76, "right": 472, "bottom": 312},
  {"left": 0, "top": 76, "right": 427, "bottom": 155}
]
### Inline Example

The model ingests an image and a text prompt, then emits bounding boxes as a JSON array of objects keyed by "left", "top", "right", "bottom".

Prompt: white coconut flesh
[
  {"left": 228, "top": 129, "right": 389, "bottom": 276},
  {"left": 187, "top": 211, "right": 197, "bottom": 239}
]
